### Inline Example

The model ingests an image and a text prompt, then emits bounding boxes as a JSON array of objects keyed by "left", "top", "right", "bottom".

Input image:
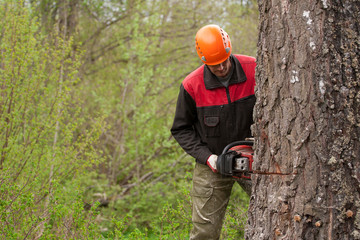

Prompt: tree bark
[{"left": 247, "top": 0, "right": 360, "bottom": 239}]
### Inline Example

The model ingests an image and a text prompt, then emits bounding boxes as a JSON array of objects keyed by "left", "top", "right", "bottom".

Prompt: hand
[{"left": 206, "top": 154, "right": 218, "bottom": 173}]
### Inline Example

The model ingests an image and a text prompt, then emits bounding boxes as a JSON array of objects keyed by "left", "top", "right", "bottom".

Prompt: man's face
[{"left": 207, "top": 57, "right": 231, "bottom": 78}]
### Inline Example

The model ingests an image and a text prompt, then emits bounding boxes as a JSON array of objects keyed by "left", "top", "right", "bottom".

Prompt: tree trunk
[{"left": 247, "top": 0, "right": 360, "bottom": 239}]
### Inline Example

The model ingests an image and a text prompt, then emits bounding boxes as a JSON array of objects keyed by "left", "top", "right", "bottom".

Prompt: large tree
[{"left": 248, "top": 0, "right": 360, "bottom": 239}]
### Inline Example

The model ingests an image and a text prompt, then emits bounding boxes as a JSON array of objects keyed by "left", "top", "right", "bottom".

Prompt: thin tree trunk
[{"left": 247, "top": 0, "right": 360, "bottom": 239}]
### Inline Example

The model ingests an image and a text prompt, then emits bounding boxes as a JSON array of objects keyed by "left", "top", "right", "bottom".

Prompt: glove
[{"left": 207, "top": 154, "right": 218, "bottom": 173}]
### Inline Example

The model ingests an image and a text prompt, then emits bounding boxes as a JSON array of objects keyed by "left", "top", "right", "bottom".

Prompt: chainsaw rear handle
[
  {"left": 221, "top": 140, "right": 253, "bottom": 154},
  {"left": 217, "top": 140, "right": 254, "bottom": 178}
]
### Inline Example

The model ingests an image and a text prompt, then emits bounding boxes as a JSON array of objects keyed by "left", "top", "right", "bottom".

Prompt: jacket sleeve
[{"left": 170, "top": 84, "right": 212, "bottom": 164}]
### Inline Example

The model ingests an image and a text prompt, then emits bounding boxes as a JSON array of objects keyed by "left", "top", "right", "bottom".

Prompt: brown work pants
[{"left": 189, "top": 163, "right": 251, "bottom": 240}]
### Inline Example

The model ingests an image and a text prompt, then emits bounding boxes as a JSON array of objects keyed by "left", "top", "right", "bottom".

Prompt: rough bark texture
[{"left": 247, "top": 0, "right": 360, "bottom": 239}]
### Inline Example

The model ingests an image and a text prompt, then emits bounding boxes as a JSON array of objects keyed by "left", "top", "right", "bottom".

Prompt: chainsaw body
[{"left": 216, "top": 141, "right": 254, "bottom": 179}]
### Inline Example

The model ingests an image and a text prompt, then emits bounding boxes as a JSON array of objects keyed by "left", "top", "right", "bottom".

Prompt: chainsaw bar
[
  {"left": 233, "top": 170, "right": 296, "bottom": 179},
  {"left": 249, "top": 170, "right": 297, "bottom": 176}
]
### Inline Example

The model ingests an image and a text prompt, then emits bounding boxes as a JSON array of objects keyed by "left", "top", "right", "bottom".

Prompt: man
[{"left": 170, "top": 24, "right": 256, "bottom": 239}]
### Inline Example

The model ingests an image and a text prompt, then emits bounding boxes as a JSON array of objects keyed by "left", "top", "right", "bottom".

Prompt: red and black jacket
[{"left": 171, "top": 54, "right": 256, "bottom": 164}]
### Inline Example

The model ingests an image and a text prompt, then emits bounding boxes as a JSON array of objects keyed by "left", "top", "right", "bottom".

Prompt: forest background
[{"left": 0, "top": 0, "right": 258, "bottom": 239}]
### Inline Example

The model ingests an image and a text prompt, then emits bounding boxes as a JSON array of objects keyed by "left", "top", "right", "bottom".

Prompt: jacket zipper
[{"left": 225, "top": 87, "right": 231, "bottom": 104}]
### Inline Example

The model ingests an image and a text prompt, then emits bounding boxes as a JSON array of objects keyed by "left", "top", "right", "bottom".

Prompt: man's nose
[{"left": 218, "top": 63, "right": 225, "bottom": 70}]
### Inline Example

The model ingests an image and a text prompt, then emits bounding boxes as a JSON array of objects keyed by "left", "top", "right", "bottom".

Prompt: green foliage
[
  {"left": 1, "top": 0, "right": 258, "bottom": 238},
  {"left": 154, "top": 187, "right": 192, "bottom": 239},
  {"left": 0, "top": 1, "right": 104, "bottom": 238}
]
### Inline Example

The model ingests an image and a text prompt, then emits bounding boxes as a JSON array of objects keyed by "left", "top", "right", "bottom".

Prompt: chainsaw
[
  {"left": 216, "top": 140, "right": 254, "bottom": 179},
  {"left": 216, "top": 140, "right": 295, "bottom": 179}
]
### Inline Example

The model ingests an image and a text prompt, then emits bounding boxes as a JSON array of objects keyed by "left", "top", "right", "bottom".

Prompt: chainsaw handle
[{"left": 222, "top": 140, "right": 253, "bottom": 154}]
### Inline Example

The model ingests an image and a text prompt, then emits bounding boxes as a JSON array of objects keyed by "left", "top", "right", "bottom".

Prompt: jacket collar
[{"left": 203, "top": 54, "right": 247, "bottom": 90}]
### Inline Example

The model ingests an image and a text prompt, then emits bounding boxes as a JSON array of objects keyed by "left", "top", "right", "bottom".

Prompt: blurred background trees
[{"left": 1, "top": 0, "right": 258, "bottom": 238}]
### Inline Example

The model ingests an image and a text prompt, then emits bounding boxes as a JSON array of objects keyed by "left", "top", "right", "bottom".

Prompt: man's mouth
[{"left": 218, "top": 69, "right": 227, "bottom": 75}]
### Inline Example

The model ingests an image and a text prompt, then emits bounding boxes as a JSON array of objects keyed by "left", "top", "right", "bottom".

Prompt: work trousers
[{"left": 189, "top": 162, "right": 251, "bottom": 240}]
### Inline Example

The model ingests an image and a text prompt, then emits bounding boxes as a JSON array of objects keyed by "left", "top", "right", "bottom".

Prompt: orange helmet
[{"left": 195, "top": 24, "right": 232, "bottom": 65}]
